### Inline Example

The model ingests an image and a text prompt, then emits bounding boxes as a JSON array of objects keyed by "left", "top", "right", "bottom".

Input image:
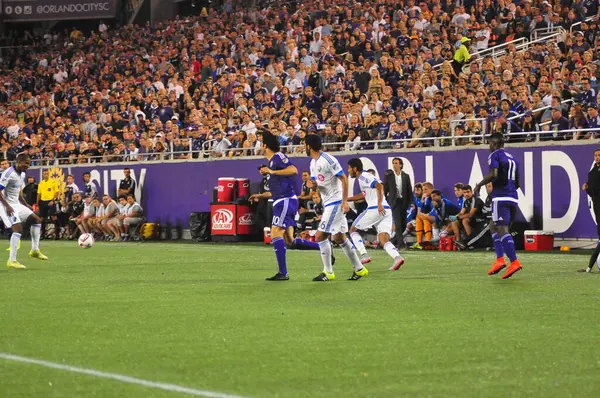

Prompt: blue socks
[
  {"left": 293, "top": 238, "right": 320, "bottom": 250},
  {"left": 500, "top": 233, "right": 517, "bottom": 263},
  {"left": 492, "top": 233, "right": 504, "bottom": 259},
  {"left": 272, "top": 237, "right": 288, "bottom": 275}
]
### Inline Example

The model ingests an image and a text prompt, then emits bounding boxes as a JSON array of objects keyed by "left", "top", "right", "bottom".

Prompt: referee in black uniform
[{"left": 582, "top": 148, "right": 600, "bottom": 273}]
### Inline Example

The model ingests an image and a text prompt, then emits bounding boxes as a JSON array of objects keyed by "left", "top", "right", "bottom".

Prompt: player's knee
[
  {"left": 332, "top": 232, "right": 345, "bottom": 243},
  {"left": 378, "top": 232, "right": 390, "bottom": 244}
]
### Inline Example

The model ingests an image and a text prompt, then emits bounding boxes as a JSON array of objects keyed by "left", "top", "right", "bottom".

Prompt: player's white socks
[
  {"left": 31, "top": 224, "right": 41, "bottom": 251},
  {"left": 9, "top": 232, "right": 21, "bottom": 261},
  {"left": 340, "top": 239, "right": 363, "bottom": 271},
  {"left": 350, "top": 232, "right": 368, "bottom": 256},
  {"left": 383, "top": 242, "right": 401, "bottom": 259},
  {"left": 318, "top": 240, "right": 334, "bottom": 274}
]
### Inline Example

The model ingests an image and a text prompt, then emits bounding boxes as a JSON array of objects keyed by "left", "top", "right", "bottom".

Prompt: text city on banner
[{"left": 27, "top": 143, "right": 600, "bottom": 239}]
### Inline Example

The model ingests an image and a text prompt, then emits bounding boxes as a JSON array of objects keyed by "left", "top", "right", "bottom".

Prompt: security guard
[
  {"left": 452, "top": 37, "right": 472, "bottom": 76},
  {"left": 37, "top": 169, "right": 60, "bottom": 239},
  {"left": 582, "top": 148, "right": 600, "bottom": 272}
]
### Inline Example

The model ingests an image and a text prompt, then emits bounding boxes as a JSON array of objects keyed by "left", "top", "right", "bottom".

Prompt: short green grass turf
[{"left": 1, "top": 241, "right": 600, "bottom": 398}]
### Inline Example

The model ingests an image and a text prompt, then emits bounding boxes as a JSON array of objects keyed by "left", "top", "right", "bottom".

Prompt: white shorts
[
  {"left": 352, "top": 207, "right": 393, "bottom": 235},
  {"left": 0, "top": 203, "right": 33, "bottom": 228},
  {"left": 318, "top": 202, "right": 348, "bottom": 234}
]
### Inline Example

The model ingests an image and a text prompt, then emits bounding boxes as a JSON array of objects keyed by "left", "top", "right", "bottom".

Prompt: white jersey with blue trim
[
  {"left": 358, "top": 172, "right": 389, "bottom": 209},
  {"left": 310, "top": 152, "right": 344, "bottom": 206},
  {"left": 0, "top": 167, "right": 25, "bottom": 205}
]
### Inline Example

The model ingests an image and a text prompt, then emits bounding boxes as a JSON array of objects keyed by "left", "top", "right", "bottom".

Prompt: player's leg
[
  {"left": 268, "top": 225, "right": 290, "bottom": 281},
  {"left": 112, "top": 219, "right": 122, "bottom": 240},
  {"left": 266, "top": 198, "right": 295, "bottom": 281},
  {"left": 313, "top": 203, "right": 339, "bottom": 281},
  {"left": 498, "top": 202, "right": 522, "bottom": 279},
  {"left": 423, "top": 213, "right": 433, "bottom": 241},
  {"left": 462, "top": 218, "right": 473, "bottom": 237},
  {"left": 377, "top": 213, "right": 404, "bottom": 270},
  {"left": 0, "top": 206, "right": 25, "bottom": 268},
  {"left": 414, "top": 217, "right": 424, "bottom": 247},
  {"left": 452, "top": 219, "right": 461, "bottom": 240},
  {"left": 24, "top": 209, "right": 47, "bottom": 260},
  {"left": 349, "top": 210, "right": 372, "bottom": 264},
  {"left": 488, "top": 199, "right": 508, "bottom": 275},
  {"left": 329, "top": 211, "right": 367, "bottom": 280}
]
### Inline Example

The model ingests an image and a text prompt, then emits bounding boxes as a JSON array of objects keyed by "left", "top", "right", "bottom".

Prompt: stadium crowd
[{"left": 0, "top": 0, "right": 599, "bottom": 164}]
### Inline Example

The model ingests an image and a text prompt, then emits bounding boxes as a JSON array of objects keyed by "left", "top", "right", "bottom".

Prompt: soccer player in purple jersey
[
  {"left": 249, "top": 132, "right": 320, "bottom": 281},
  {"left": 475, "top": 133, "right": 523, "bottom": 279}
]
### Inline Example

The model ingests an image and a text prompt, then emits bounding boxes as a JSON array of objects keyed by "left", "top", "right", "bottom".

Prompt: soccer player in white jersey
[
  {"left": 305, "top": 134, "right": 368, "bottom": 281},
  {"left": 0, "top": 154, "right": 48, "bottom": 269},
  {"left": 347, "top": 159, "right": 405, "bottom": 271}
]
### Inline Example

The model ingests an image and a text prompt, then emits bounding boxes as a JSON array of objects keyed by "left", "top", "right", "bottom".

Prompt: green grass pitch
[{"left": 1, "top": 241, "right": 600, "bottom": 397}]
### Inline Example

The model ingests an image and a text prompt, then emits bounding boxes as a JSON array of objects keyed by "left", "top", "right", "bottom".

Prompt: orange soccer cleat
[
  {"left": 501, "top": 260, "right": 523, "bottom": 279},
  {"left": 488, "top": 258, "right": 507, "bottom": 275}
]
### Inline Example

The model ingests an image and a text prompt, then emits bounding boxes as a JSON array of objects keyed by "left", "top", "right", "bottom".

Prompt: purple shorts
[
  {"left": 272, "top": 197, "right": 298, "bottom": 229},
  {"left": 492, "top": 199, "right": 518, "bottom": 226}
]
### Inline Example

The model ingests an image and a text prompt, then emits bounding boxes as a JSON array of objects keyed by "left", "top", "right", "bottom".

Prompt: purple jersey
[
  {"left": 268, "top": 152, "right": 297, "bottom": 200},
  {"left": 488, "top": 148, "right": 518, "bottom": 199}
]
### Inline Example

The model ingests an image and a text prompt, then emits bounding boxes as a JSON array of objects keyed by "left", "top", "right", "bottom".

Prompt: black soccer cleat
[
  {"left": 347, "top": 272, "right": 362, "bottom": 281},
  {"left": 312, "top": 272, "right": 335, "bottom": 281},
  {"left": 265, "top": 272, "right": 289, "bottom": 281},
  {"left": 331, "top": 253, "right": 336, "bottom": 266}
]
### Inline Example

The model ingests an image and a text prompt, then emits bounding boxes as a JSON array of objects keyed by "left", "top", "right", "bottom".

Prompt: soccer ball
[{"left": 78, "top": 233, "right": 95, "bottom": 249}]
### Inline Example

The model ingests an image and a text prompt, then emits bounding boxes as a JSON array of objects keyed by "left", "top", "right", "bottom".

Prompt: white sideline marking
[{"left": 0, "top": 352, "right": 247, "bottom": 398}]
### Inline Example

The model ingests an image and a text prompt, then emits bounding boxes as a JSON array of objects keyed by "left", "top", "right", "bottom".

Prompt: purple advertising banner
[
  {"left": 28, "top": 143, "right": 600, "bottom": 239},
  {"left": 2, "top": 0, "right": 116, "bottom": 22}
]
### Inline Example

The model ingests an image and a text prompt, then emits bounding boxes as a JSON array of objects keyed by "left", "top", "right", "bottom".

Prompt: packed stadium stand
[{"left": 0, "top": 0, "right": 598, "bottom": 164}]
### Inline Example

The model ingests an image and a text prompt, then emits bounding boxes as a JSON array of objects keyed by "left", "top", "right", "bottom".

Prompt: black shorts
[{"left": 38, "top": 201, "right": 57, "bottom": 218}]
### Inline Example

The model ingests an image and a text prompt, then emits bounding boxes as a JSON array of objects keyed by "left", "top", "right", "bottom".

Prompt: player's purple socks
[
  {"left": 272, "top": 237, "right": 288, "bottom": 275},
  {"left": 293, "top": 238, "right": 320, "bottom": 250},
  {"left": 500, "top": 233, "right": 517, "bottom": 263},
  {"left": 492, "top": 233, "right": 504, "bottom": 259}
]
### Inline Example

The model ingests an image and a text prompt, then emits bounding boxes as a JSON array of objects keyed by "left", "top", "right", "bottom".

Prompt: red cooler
[
  {"left": 217, "top": 177, "right": 235, "bottom": 202},
  {"left": 524, "top": 230, "right": 554, "bottom": 251},
  {"left": 236, "top": 178, "right": 250, "bottom": 199}
]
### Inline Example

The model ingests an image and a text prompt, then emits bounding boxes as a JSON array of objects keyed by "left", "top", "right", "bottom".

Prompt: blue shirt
[
  {"left": 488, "top": 148, "right": 519, "bottom": 199},
  {"left": 457, "top": 196, "right": 464, "bottom": 209},
  {"left": 434, "top": 198, "right": 461, "bottom": 222},
  {"left": 268, "top": 152, "right": 296, "bottom": 200}
]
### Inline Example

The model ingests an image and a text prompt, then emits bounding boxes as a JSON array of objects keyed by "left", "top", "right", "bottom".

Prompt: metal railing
[
  {"left": 531, "top": 27, "right": 564, "bottom": 41},
  {"left": 22, "top": 128, "right": 600, "bottom": 167},
  {"left": 461, "top": 99, "right": 574, "bottom": 125},
  {"left": 433, "top": 37, "right": 530, "bottom": 70},
  {"left": 475, "top": 37, "right": 528, "bottom": 60},
  {"left": 570, "top": 15, "right": 599, "bottom": 34}
]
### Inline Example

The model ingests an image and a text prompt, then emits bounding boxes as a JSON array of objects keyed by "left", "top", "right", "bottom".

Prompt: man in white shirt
[
  {"left": 211, "top": 131, "right": 231, "bottom": 157},
  {"left": 474, "top": 23, "right": 490, "bottom": 51},
  {"left": 306, "top": 134, "right": 368, "bottom": 281},
  {"left": 0, "top": 154, "right": 47, "bottom": 269},
  {"left": 285, "top": 68, "right": 303, "bottom": 95},
  {"left": 347, "top": 160, "right": 405, "bottom": 270},
  {"left": 241, "top": 114, "right": 257, "bottom": 136}
]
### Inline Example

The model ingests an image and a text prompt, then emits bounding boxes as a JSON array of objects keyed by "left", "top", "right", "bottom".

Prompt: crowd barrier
[{"left": 27, "top": 141, "right": 600, "bottom": 239}]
